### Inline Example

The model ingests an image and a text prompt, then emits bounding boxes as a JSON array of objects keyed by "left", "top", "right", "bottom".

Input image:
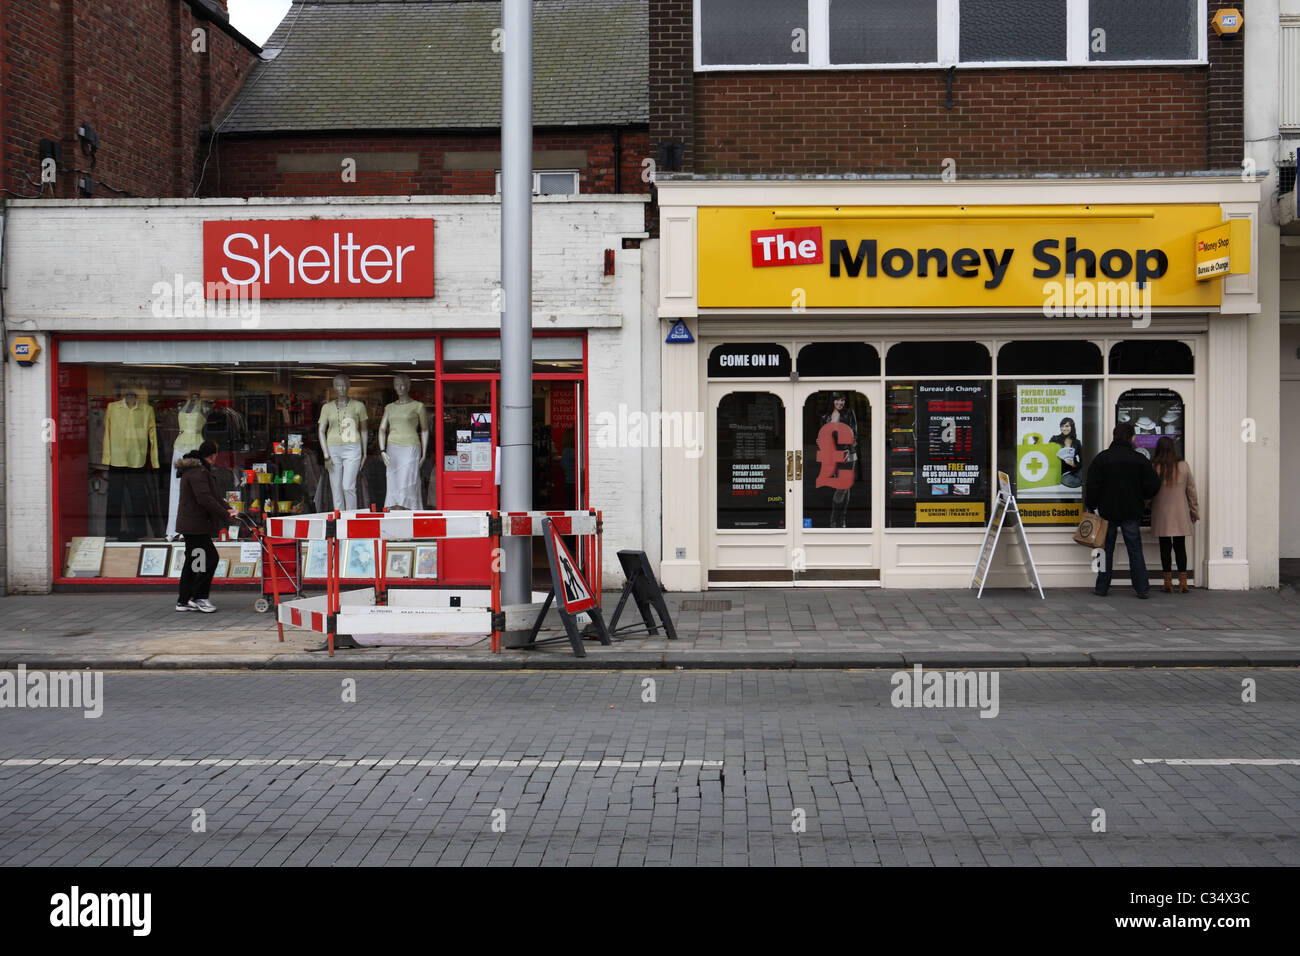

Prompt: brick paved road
[{"left": 1, "top": 670, "right": 1297, "bottom": 866}]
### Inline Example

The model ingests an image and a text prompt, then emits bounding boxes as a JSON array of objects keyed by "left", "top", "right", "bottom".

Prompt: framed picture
[
  {"left": 414, "top": 544, "right": 438, "bottom": 579},
  {"left": 343, "top": 540, "right": 377, "bottom": 579},
  {"left": 137, "top": 546, "right": 170, "bottom": 577},
  {"left": 385, "top": 548, "right": 413, "bottom": 579},
  {"left": 230, "top": 562, "right": 257, "bottom": 578},
  {"left": 168, "top": 545, "right": 186, "bottom": 578},
  {"left": 213, "top": 559, "right": 230, "bottom": 578},
  {"left": 303, "top": 540, "right": 328, "bottom": 579}
]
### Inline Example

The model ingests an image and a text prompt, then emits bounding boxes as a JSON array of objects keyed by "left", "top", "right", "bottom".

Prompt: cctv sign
[
  {"left": 750, "top": 227, "right": 823, "bottom": 268},
  {"left": 203, "top": 219, "right": 434, "bottom": 298}
]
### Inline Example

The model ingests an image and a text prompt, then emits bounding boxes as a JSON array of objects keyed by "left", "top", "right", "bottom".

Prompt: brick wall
[
  {"left": 649, "top": 0, "right": 1246, "bottom": 178},
  {"left": 206, "top": 128, "right": 651, "bottom": 198},
  {"left": 0, "top": 0, "right": 257, "bottom": 200}
]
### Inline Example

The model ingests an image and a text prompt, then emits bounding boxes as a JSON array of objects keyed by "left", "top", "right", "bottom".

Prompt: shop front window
[
  {"left": 886, "top": 380, "right": 991, "bottom": 528},
  {"left": 54, "top": 336, "right": 585, "bottom": 581},
  {"left": 716, "top": 391, "right": 786, "bottom": 530},
  {"left": 996, "top": 379, "right": 1102, "bottom": 526}
]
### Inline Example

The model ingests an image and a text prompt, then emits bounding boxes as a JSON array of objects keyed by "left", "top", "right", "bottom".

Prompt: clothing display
[
  {"left": 327, "top": 443, "right": 363, "bottom": 511},
  {"left": 101, "top": 399, "right": 159, "bottom": 469},
  {"left": 166, "top": 406, "right": 206, "bottom": 539},
  {"left": 320, "top": 399, "right": 368, "bottom": 446},
  {"left": 383, "top": 401, "right": 423, "bottom": 446},
  {"left": 383, "top": 444, "right": 423, "bottom": 509},
  {"left": 101, "top": 398, "right": 159, "bottom": 540}
]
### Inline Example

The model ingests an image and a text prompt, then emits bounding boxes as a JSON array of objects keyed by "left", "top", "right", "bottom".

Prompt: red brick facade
[
  {"left": 0, "top": 0, "right": 257, "bottom": 200},
  {"left": 651, "top": 1, "right": 1245, "bottom": 179},
  {"left": 207, "top": 129, "right": 651, "bottom": 199}
]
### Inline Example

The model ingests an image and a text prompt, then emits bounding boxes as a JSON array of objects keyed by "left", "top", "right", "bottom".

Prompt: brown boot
[
  {"left": 1178, "top": 572, "right": 1189, "bottom": 593},
  {"left": 1161, "top": 572, "right": 1173, "bottom": 593}
]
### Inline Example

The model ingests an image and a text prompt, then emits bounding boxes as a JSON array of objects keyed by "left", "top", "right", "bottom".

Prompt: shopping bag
[{"left": 1073, "top": 512, "right": 1108, "bottom": 548}]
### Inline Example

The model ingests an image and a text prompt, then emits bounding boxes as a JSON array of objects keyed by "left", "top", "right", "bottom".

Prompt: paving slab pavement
[{"left": 1, "top": 583, "right": 1297, "bottom": 669}]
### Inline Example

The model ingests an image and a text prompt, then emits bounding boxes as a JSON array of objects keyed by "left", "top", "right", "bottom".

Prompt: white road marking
[
  {"left": 1133, "top": 758, "right": 1300, "bottom": 766},
  {"left": 0, "top": 756, "right": 724, "bottom": 771}
]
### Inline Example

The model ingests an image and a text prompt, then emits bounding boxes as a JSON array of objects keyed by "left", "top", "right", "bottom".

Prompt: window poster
[
  {"left": 888, "top": 382, "right": 989, "bottom": 527},
  {"left": 801, "top": 390, "right": 870, "bottom": 528},
  {"left": 717, "top": 392, "right": 786, "bottom": 530},
  {"left": 1016, "top": 384, "right": 1084, "bottom": 498},
  {"left": 1116, "top": 389, "right": 1184, "bottom": 461}
]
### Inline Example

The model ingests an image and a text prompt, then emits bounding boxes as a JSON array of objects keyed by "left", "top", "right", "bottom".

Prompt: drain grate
[{"left": 680, "top": 600, "right": 732, "bottom": 612}]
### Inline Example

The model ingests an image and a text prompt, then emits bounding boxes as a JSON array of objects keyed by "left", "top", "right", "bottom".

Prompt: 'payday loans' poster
[{"left": 1016, "top": 385, "right": 1083, "bottom": 498}]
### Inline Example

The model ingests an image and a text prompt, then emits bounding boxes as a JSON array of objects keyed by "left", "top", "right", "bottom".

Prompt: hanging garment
[{"left": 101, "top": 400, "right": 158, "bottom": 469}]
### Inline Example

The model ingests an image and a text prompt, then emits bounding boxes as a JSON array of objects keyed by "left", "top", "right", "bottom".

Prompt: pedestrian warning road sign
[
  {"left": 547, "top": 520, "right": 596, "bottom": 613},
  {"left": 521, "top": 518, "right": 611, "bottom": 657}
]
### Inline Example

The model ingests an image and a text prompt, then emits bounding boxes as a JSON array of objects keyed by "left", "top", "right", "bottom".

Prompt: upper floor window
[
  {"left": 695, "top": 0, "right": 1206, "bottom": 70},
  {"left": 494, "top": 170, "right": 580, "bottom": 196}
]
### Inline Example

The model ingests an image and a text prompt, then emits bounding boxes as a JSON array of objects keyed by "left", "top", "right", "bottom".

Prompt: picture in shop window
[
  {"left": 801, "top": 390, "right": 870, "bottom": 528},
  {"left": 1015, "top": 385, "right": 1084, "bottom": 498},
  {"left": 886, "top": 382, "right": 990, "bottom": 528}
]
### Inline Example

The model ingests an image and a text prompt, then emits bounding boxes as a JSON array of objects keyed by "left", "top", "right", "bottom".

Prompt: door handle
[
  {"left": 786, "top": 450, "right": 794, "bottom": 481},
  {"left": 795, "top": 450, "right": 803, "bottom": 480}
]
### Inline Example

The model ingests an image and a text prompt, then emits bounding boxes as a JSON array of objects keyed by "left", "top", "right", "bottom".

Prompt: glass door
[
  {"left": 438, "top": 379, "right": 497, "bottom": 585},
  {"left": 1106, "top": 381, "right": 1198, "bottom": 585},
  {"left": 793, "top": 384, "right": 881, "bottom": 583},
  {"left": 706, "top": 382, "right": 882, "bottom": 585},
  {"left": 708, "top": 385, "right": 794, "bottom": 582}
]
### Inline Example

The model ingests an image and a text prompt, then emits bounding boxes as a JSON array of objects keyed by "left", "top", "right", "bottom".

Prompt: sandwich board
[
  {"left": 608, "top": 550, "right": 677, "bottom": 640},
  {"left": 523, "top": 517, "right": 611, "bottom": 657},
  {"left": 970, "top": 471, "right": 1044, "bottom": 599}
]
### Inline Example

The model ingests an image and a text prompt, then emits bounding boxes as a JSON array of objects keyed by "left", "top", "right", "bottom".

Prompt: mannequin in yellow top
[
  {"left": 378, "top": 373, "right": 429, "bottom": 510},
  {"left": 99, "top": 388, "right": 159, "bottom": 541},
  {"left": 318, "top": 374, "right": 368, "bottom": 512},
  {"left": 167, "top": 393, "right": 207, "bottom": 539}
]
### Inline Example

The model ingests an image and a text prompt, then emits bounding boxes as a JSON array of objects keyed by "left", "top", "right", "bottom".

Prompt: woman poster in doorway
[{"left": 818, "top": 392, "right": 860, "bottom": 527}]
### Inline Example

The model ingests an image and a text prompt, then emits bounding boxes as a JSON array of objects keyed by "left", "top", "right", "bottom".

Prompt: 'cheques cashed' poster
[{"left": 1016, "top": 384, "right": 1084, "bottom": 498}]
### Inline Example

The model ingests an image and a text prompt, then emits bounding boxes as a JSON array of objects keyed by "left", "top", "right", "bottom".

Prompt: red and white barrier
[{"left": 270, "top": 509, "right": 603, "bottom": 656}]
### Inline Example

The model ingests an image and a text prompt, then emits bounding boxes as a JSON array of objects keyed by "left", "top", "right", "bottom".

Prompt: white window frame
[
  {"left": 493, "top": 170, "right": 580, "bottom": 196},
  {"left": 694, "top": 0, "right": 1207, "bottom": 72}
]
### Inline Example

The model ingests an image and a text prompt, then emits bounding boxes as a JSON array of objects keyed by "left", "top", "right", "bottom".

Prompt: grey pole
[{"left": 500, "top": 0, "right": 533, "bottom": 639}]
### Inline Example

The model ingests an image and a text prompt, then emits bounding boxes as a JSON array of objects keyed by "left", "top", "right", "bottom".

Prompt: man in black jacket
[{"left": 1085, "top": 422, "right": 1162, "bottom": 598}]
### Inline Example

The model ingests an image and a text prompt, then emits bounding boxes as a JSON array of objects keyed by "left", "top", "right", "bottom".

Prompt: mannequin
[
  {"left": 167, "top": 393, "right": 207, "bottom": 539},
  {"left": 99, "top": 387, "right": 158, "bottom": 541},
  {"left": 378, "top": 374, "right": 429, "bottom": 510},
  {"left": 318, "top": 374, "right": 368, "bottom": 512}
]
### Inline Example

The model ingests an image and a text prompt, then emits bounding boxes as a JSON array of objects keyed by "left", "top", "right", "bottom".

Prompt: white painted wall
[{"left": 1, "top": 196, "right": 652, "bottom": 592}]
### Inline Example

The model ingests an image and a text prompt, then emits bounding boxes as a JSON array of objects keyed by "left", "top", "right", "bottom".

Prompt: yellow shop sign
[
  {"left": 1194, "top": 219, "right": 1251, "bottom": 280},
  {"left": 699, "top": 205, "right": 1228, "bottom": 310}
]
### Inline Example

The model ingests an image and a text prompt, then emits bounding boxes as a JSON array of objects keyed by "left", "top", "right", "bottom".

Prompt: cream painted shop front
[{"left": 655, "top": 176, "right": 1263, "bottom": 591}]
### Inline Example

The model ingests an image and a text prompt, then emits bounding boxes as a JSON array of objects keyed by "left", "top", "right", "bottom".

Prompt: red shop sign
[{"left": 203, "top": 218, "right": 435, "bottom": 299}]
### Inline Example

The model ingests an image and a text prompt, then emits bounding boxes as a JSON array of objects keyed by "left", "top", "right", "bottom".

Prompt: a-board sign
[
  {"left": 523, "top": 518, "right": 610, "bottom": 657},
  {"left": 609, "top": 550, "right": 677, "bottom": 640},
  {"left": 970, "top": 478, "right": 1044, "bottom": 599}
]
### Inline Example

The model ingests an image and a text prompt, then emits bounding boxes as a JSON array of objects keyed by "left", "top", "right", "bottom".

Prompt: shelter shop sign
[
  {"left": 697, "top": 205, "right": 1228, "bottom": 310},
  {"left": 203, "top": 219, "right": 435, "bottom": 299}
]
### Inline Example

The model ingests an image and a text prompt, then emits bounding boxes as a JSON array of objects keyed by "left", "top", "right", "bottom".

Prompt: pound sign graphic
[{"left": 815, "top": 422, "right": 856, "bottom": 490}]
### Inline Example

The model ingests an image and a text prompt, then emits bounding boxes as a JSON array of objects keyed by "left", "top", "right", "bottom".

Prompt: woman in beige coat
[{"left": 1150, "top": 436, "right": 1199, "bottom": 593}]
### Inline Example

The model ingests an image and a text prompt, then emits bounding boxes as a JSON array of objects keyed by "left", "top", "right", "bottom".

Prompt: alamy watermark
[
  {"left": 890, "top": 664, "right": 999, "bottom": 718},
  {"left": 0, "top": 665, "right": 103, "bottom": 718},
  {"left": 594, "top": 404, "right": 704, "bottom": 459},
  {"left": 150, "top": 274, "right": 261, "bottom": 323}
]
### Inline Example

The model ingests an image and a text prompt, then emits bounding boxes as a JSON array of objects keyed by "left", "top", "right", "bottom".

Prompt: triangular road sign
[{"left": 546, "top": 519, "right": 596, "bottom": 614}]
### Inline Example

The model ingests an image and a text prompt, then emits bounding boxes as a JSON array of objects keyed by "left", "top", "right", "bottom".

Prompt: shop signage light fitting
[{"left": 203, "top": 218, "right": 435, "bottom": 299}]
